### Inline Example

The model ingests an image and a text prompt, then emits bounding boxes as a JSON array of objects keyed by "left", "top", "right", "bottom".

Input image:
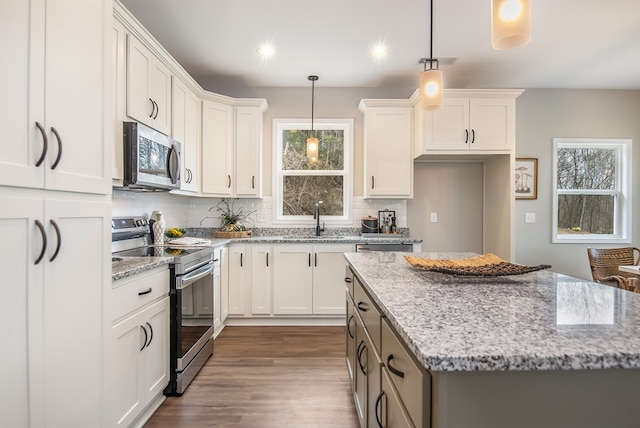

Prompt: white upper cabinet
[
  {"left": 201, "top": 99, "right": 234, "bottom": 196},
  {"left": 0, "top": 0, "right": 111, "bottom": 194},
  {"left": 413, "top": 89, "right": 523, "bottom": 156},
  {"left": 172, "top": 77, "right": 201, "bottom": 193},
  {"left": 359, "top": 100, "right": 413, "bottom": 199},
  {"left": 126, "top": 34, "right": 172, "bottom": 135},
  {"left": 234, "top": 104, "right": 266, "bottom": 197},
  {"left": 201, "top": 99, "right": 267, "bottom": 198}
]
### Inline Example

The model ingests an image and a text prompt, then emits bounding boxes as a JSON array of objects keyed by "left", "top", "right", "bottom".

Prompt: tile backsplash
[{"left": 112, "top": 190, "right": 407, "bottom": 231}]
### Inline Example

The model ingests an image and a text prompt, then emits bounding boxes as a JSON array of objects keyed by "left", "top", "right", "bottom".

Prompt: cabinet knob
[{"left": 50, "top": 127, "right": 63, "bottom": 170}]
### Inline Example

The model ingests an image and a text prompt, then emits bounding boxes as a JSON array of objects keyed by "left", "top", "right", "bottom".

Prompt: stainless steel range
[{"left": 112, "top": 216, "right": 215, "bottom": 396}]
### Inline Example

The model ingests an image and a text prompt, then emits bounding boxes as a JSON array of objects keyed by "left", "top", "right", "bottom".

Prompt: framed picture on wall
[{"left": 515, "top": 158, "right": 538, "bottom": 200}]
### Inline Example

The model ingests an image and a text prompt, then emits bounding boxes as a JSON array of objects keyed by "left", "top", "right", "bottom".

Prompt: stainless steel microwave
[{"left": 123, "top": 122, "right": 181, "bottom": 191}]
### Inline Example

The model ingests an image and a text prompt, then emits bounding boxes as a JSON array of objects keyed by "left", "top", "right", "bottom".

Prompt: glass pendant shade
[
  {"left": 306, "top": 136, "right": 319, "bottom": 161},
  {"left": 420, "top": 68, "right": 443, "bottom": 110},
  {"left": 491, "top": 0, "right": 531, "bottom": 50}
]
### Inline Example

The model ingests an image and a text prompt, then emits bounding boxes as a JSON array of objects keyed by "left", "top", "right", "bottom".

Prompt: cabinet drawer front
[
  {"left": 354, "top": 276, "right": 381, "bottom": 353},
  {"left": 381, "top": 368, "right": 415, "bottom": 428},
  {"left": 382, "top": 318, "right": 430, "bottom": 428},
  {"left": 111, "top": 267, "right": 170, "bottom": 321}
]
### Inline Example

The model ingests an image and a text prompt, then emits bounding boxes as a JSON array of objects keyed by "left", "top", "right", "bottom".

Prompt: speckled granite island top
[{"left": 345, "top": 251, "right": 640, "bottom": 372}]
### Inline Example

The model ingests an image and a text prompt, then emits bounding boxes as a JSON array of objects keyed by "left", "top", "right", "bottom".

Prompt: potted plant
[{"left": 211, "top": 198, "right": 256, "bottom": 238}]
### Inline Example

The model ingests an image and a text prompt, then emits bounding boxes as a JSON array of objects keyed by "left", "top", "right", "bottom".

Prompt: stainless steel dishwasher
[{"left": 355, "top": 243, "right": 414, "bottom": 252}]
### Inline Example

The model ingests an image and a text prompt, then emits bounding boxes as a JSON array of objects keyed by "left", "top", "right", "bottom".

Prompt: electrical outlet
[
  {"left": 430, "top": 212, "right": 438, "bottom": 223},
  {"left": 525, "top": 212, "right": 536, "bottom": 223}
]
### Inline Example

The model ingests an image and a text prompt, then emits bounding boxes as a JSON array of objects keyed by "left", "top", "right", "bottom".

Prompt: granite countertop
[
  {"left": 204, "top": 234, "right": 422, "bottom": 245},
  {"left": 345, "top": 251, "right": 640, "bottom": 372},
  {"left": 112, "top": 256, "right": 173, "bottom": 281},
  {"left": 111, "top": 234, "right": 421, "bottom": 281}
]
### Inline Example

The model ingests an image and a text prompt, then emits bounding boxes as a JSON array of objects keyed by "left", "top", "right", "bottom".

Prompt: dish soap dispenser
[{"left": 152, "top": 210, "right": 165, "bottom": 245}]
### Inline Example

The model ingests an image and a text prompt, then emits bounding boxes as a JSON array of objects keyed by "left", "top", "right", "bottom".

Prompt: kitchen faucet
[{"left": 313, "top": 201, "right": 325, "bottom": 236}]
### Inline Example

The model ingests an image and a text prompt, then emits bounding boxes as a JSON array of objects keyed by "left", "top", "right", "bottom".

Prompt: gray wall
[
  {"left": 514, "top": 89, "right": 640, "bottom": 280},
  {"left": 408, "top": 162, "right": 484, "bottom": 253}
]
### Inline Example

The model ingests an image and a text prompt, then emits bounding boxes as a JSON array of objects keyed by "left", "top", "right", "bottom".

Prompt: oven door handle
[{"left": 178, "top": 262, "right": 214, "bottom": 289}]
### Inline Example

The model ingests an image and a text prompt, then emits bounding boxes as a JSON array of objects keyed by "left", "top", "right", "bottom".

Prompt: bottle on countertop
[{"left": 152, "top": 210, "right": 165, "bottom": 245}]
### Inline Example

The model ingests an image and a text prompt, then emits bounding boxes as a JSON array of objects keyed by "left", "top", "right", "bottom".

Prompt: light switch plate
[
  {"left": 430, "top": 212, "right": 437, "bottom": 223},
  {"left": 525, "top": 212, "right": 536, "bottom": 223}
]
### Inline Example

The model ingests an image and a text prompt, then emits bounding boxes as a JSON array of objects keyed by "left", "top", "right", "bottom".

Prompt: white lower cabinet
[
  {"left": 228, "top": 245, "right": 250, "bottom": 315},
  {"left": 251, "top": 245, "right": 273, "bottom": 314},
  {"left": 273, "top": 244, "right": 353, "bottom": 315},
  {"left": 0, "top": 191, "right": 110, "bottom": 428},
  {"left": 107, "top": 267, "right": 170, "bottom": 428},
  {"left": 273, "top": 244, "right": 314, "bottom": 314},
  {"left": 220, "top": 246, "right": 229, "bottom": 323}
]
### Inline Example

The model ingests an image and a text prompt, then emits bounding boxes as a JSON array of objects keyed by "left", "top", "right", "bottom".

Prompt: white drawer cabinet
[
  {"left": 110, "top": 297, "right": 169, "bottom": 427},
  {"left": 107, "top": 267, "right": 170, "bottom": 427}
]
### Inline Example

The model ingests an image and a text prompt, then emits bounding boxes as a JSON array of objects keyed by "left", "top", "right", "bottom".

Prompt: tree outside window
[
  {"left": 552, "top": 138, "right": 632, "bottom": 243},
  {"left": 274, "top": 119, "right": 353, "bottom": 224}
]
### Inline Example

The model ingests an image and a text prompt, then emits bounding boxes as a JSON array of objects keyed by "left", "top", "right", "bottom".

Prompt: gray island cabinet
[{"left": 345, "top": 252, "right": 640, "bottom": 428}]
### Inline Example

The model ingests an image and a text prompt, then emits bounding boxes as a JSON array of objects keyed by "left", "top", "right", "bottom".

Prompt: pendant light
[
  {"left": 306, "top": 75, "right": 319, "bottom": 162},
  {"left": 420, "top": 0, "right": 443, "bottom": 110},
  {"left": 491, "top": 0, "right": 531, "bottom": 50}
]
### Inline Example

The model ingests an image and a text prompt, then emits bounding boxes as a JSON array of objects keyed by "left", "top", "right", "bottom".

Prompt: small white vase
[{"left": 152, "top": 210, "right": 165, "bottom": 245}]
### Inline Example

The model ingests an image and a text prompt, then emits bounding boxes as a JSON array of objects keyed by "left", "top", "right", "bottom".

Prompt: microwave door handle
[{"left": 168, "top": 144, "right": 181, "bottom": 184}]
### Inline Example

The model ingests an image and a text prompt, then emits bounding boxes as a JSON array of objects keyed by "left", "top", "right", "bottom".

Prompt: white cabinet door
[
  {"left": 312, "top": 244, "right": 352, "bottom": 314},
  {"left": 126, "top": 34, "right": 171, "bottom": 135},
  {"left": 112, "top": 17, "right": 127, "bottom": 184},
  {"left": 201, "top": 100, "right": 233, "bottom": 196},
  {"left": 273, "top": 244, "right": 313, "bottom": 314},
  {"left": 425, "top": 98, "right": 469, "bottom": 151},
  {"left": 142, "top": 298, "right": 170, "bottom": 401},
  {"left": 361, "top": 104, "right": 413, "bottom": 199},
  {"left": 220, "top": 246, "right": 229, "bottom": 322},
  {"left": 228, "top": 245, "right": 250, "bottom": 315},
  {"left": 469, "top": 98, "right": 515, "bottom": 151},
  {"left": 422, "top": 96, "right": 516, "bottom": 152},
  {"left": 214, "top": 261, "right": 222, "bottom": 332},
  {"left": 41, "top": 198, "right": 110, "bottom": 428},
  {"left": 0, "top": 0, "right": 42, "bottom": 189},
  {"left": 251, "top": 245, "right": 272, "bottom": 314},
  {"left": 110, "top": 297, "right": 169, "bottom": 428},
  {"left": 234, "top": 106, "right": 262, "bottom": 197},
  {"left": 0, "top": 0, "right": 110, "bottom": 194},
  {"left": 172, "top": 78, "right": 201, "bottom": 193},
  {"left": 0, "top": 197, "right": 41, "bottom": 428},
  {"left": 0, "top": 193, "right": 110, "bottom": 428},
  {"left": 111, "top": 309, "right": 146, "bottom": 428}
]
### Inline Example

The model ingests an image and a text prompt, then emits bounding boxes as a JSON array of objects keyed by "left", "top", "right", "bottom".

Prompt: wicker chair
[{"left": 587, "top": 247, "right": 640, "bottom": 292}]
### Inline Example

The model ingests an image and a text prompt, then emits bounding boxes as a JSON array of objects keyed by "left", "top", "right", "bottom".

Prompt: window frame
[
  {"left": 272, "top": 118, "right": 354, "bottom": 225},
  {"left": 552, "top": 137, "right": 632, "bottom": 244}
]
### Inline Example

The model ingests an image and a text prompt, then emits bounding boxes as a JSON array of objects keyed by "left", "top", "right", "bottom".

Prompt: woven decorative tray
[
  {"left": 404, "top": 253, "right": 551, "bottom": 277},
  {"left": 214, "top": 230, "right": 252, "bottom": 238}
]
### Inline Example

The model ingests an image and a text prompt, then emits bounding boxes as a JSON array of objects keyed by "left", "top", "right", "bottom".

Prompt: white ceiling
[{"left": 120, "top": 0, "right": 640, "bottom": 91}]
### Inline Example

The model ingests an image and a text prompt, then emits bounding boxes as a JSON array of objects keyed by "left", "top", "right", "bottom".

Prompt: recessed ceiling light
[
  {"left": 257, "top": 44, "right": 276, "bottom": 58},
  {"left": 370, "top": 43, "right": 388, "bottom": 59}
]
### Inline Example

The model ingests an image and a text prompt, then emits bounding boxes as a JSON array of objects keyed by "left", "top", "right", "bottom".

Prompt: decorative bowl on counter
[{"left": 165, "top": 228, "right": 187, "bottom": 239}]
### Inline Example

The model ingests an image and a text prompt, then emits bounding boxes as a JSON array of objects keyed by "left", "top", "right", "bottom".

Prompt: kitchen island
[{"left": 345, "top": 251, "right": 640, "bottom": 428}]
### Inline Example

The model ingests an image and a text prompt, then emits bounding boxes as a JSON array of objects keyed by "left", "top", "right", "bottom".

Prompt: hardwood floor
[{"left": 144, "top": 326, "right": 359, "bottom": 427}]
